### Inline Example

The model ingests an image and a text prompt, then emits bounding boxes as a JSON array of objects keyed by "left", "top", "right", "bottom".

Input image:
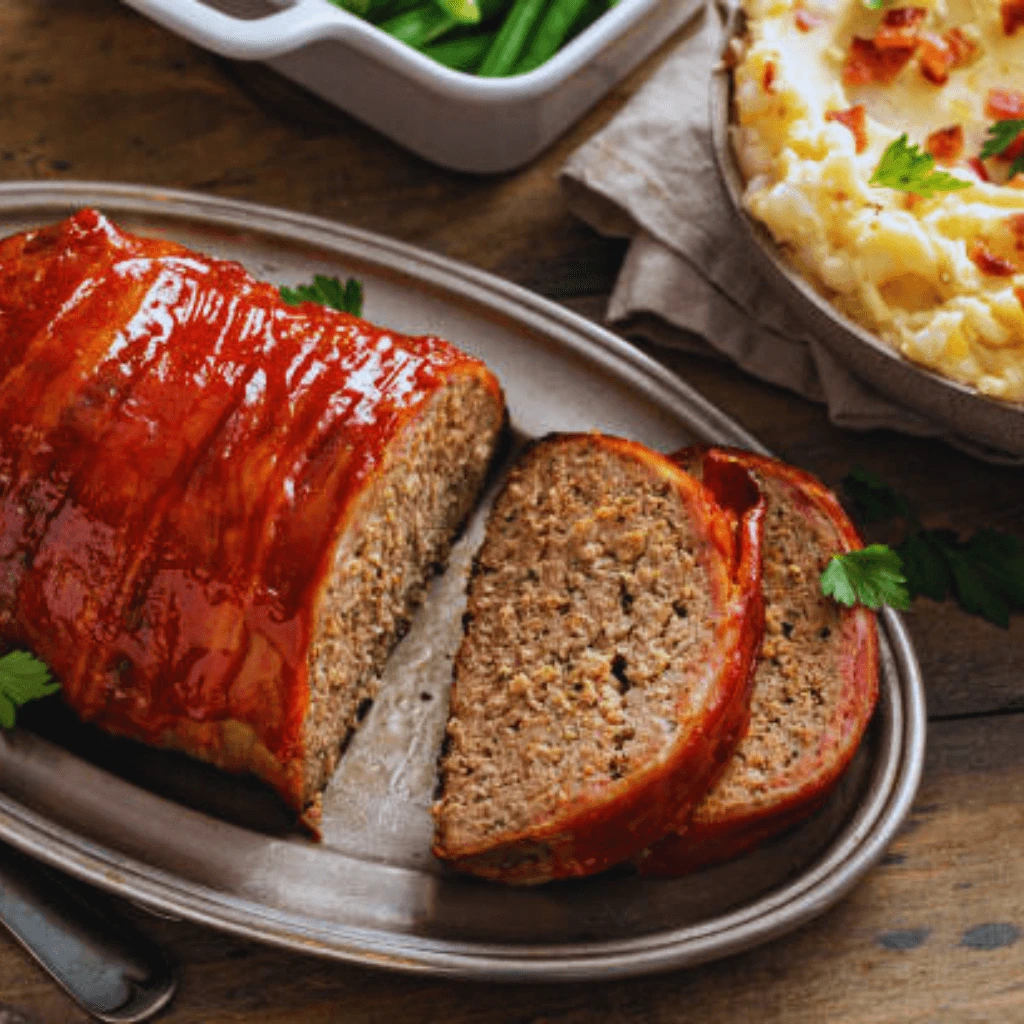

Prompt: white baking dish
[{"left": 119, "top": 0, "right": 696, "bottom": 173}]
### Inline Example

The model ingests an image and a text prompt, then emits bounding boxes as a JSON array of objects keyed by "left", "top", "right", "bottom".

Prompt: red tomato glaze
[{"left": 0, "top": 210, "right": 496, "bottom": 810}]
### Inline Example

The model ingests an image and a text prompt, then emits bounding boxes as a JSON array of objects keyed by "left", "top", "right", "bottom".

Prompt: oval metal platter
[
  {"left": 709, "top": 10, "right": 1024, "bottom": 459},
  {"left": 0, "top": 182, "right": 926, "bottom": 982}
]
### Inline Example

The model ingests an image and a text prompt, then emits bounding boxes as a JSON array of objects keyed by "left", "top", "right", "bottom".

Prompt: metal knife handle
[{"left": 0, "top": 844, "right": 176, "bottom": 1022}]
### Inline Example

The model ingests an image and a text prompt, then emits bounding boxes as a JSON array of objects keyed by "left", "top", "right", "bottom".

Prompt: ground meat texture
[
  {"left": 638, "top": 448, "right": 879, "bottom": 876},
  {"left": 303, "top": 374, "right": 505, "bottom": 816},
  {"left": 0, "top": 210, "right": 507, "bottom": 828},
  {"left": 704, "top": 473, "right": 847, "bottom": 803},
  {"left": 432, "top": 434, "right": 766, "bottom": 884}
]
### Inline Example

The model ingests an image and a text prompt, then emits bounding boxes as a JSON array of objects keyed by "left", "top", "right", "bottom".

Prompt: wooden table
[{"left": 2, "top": 2, "right": 1023, "bottom": 1021}]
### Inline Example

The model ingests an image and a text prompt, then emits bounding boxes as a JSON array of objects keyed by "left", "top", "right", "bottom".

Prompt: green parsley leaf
[
  {"left": 862, "top": 0, "right": 888, "bottom": 8},
  {"left": 279, "top": 275, "right": 364, "bottom": 317},
  {"left": 836, "top": 465, "right": 1024, "bottom": 627},
  {"left": 980, "top": 119, "right": 1024, "bottom": 160},
  {"left": 821, "top": 545, "right": 912, "bottom": 612},
  {"left": 843, "top": 466, "right": 912, "bottom": 524},
  {"left": 0, "top": 651, "right": 60, "bottom": 730},
  {"left": 1011, "top": 155, "right": 1024, "bottom": 181},
  {"left": 895, "top": 527, "right": 1024, "bottom": 627},
  {"left": 896, "top": 529, "right": 951, "bottom": 602},
  {"left": 941, "top": 529, "right": 1024, "bottom": 628},
  {"left": 870, "top": 135, "right": 972, "bottom": 199}
]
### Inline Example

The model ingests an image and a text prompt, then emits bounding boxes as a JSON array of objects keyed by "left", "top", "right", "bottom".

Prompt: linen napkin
[{"left": 560, "top": 2, "right": 1023, "bottom": 464}]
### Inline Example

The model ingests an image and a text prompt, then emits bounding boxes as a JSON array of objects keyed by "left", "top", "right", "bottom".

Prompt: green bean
[
  {"left": 565, "top": 0, "right": 616, "bottom": 40},
  {"left": 514, "top": 0, "right": 588, "bottom": 72},
  {"left": 380, "top": 3, "right": 459, "bottom": 47},
  {"left": 365, "top": 0, "right": 424, "bottom": 23},
  {"left": 422, "top": 30, "right": 498, "bottom": 70},
  {"left": 478, "top": 0, "right": 515, "bottom": 21},
  {"left": 477, "top": 0, "right": 549, "bottom": 77},
  {"left": 433, "top": 0, "right": 483, "bottom": 23}
]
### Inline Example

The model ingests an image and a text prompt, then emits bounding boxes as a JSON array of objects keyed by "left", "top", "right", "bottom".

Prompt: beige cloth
[{"left": 560, "top": 3, "right": 1022, "bottom": 463}]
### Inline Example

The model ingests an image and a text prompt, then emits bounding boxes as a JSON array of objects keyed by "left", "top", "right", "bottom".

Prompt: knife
[{"left": 0, "top": 843, "right": 176, "bottom": 1022}]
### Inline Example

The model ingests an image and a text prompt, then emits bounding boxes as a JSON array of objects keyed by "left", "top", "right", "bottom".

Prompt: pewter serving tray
[{"left": 0, "top": 182, "right": 926, "bottom": 981}]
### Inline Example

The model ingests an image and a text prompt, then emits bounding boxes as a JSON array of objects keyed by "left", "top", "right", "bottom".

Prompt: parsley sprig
[
  {"left": 839, "top": 468, "right": 1024, "bottom": 628},
  {"left": 862, "top": 0, "right": 888, "bottom": 9},
  {"left": 980, "top": 119, "right": 1024, "bottom": 180},
  {"left": 0, "top": 651, "right": 60, "bottom": 730},
  {"left": 822, "top": 545, "right": 911, "bottom": 611},
  {"left": 870, "top": 135, "right": 972, "bottom": 199},
  {"left": 279, "top": 275, "right": 364, "bottom": 317}
]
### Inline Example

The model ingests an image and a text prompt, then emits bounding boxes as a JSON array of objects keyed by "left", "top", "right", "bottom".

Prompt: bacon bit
[
  {"left": 826, "top": 105, "right": 868, "bottom": 153},
  {"left": 926, "top": 125, "right": 964, "bottom": 163},
  {"left": 969, "top": 240, "right": 1018, "bottom": 277},
  {"left": 875, "top": 7, "right": 927, "bottom": 48},
  {"left": 1009, "top": 214, "right": 1024, "bottom": 252},
  {"left": 905, "top": 193, "right": 922, "bottom": 211},
  {"left": 1015, "top": 285, "right": 1024, "bottom": 310},
  {"left": 843, "top": 37, "right": 916, "bottom": 86},
  {"left": 987, "top": 88, "right": 1024, "bottom": 119},
  {"left": 969, "top": 156, "right": 991, "bottom": 182},
  {"left": 1003, "top": 133, "right": 1024, "bottom": 164},
  {"left": 986, "top": 92, "right": 1024, "bottom": 164},
  {"left": 794, "top": 6, "right": 822, "bottom": 31},
  {"left": 762, "top": 61, "right": 777, "bottom": 93},
  {"left": 918, "top": 32, "right": 955, "bottom": 85},
  {"left": 1002, "top": 0, "right": 1024, "bottom": 35},
  {"left": 944, "top": 27, "right": 977, "bottom": 65}
]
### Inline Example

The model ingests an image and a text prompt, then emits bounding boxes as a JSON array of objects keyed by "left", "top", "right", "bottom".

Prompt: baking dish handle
[{"left": 120, "top": 0, "right": 356, "bottom": 60}]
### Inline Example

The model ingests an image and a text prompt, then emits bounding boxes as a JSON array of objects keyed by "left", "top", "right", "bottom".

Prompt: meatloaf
[
  {"left": 0, "top": 209, "right": 505, "bottom": 825},
  {"left": 637, "top": 447, "right": 879, "bottom": 875},
  {"left": 432, "top": 434, "right": 765, "bottom": 883}
]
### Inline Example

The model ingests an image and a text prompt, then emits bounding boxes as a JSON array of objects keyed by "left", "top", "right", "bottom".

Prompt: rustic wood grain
[
  {"left": 1, "top": 0, "right": 1023, "bottom": 1020},
  {"left": 3, "top": 713, "right": 1023, "bottom": 1024}
]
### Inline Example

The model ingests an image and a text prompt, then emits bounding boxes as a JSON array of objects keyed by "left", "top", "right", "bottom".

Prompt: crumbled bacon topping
[
  {"left": 1015, "top": 285, "right": 1024, "bottom": 309},
  {"left": 875, "top": 7, "right": 927, "bottom": 48},
  {"left": 826, "top": 105, "right": 868, "bottom": 153},
  {"left": 969, "top": 240, "right": 1018, "bottom": 277},
  {"left": 916, "top": 28, "right": 975, "bottom": 85},
  {"left": 968, "top": 157, "right": 991, "bottom": 182},
  {"left": 1009, "top": 214, "right": 1024, "bottom": 252},
  {"left": 794, "top": 6, "right": 822, "bottom": 31},
  {"left": 762, "top": 60, "right": 777, "bottom": 93},
  {"left": 944, "top": 27, "right": 977, "bottom": 64},
  {"left": 843, "top": 37, "right": 915, "bottom": 86},
  {"left": 844, "top": 16, "right": 975, "bottom": 89},
  {"left": 985, "top": 90, "right": 1024, "bottom": 164},
  {"left": 926, "top": 125, "right": 964, "bottom": 163},
  {"left": 1002, "top": 0, "right": 1024, "bottom": 35},
  {"left": 917, "top": 31, "right": 955, "bottom": 84},
  {"left": 1005, "top": 135, "right": 1024, "bottom": 164},
  {"left": 987, "top": 88, "right": 1024, "bottom": 119}
]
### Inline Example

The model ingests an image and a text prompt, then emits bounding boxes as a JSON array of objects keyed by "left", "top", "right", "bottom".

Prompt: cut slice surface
[
  {"left": 0, "top": 210, "right": 507, "bottom": 826},
  {"left": 638, "top": 447, "right": 880, "bottom": 876},
  {"left": 432, "top": 433, "right": 765, "bottom": 884}
]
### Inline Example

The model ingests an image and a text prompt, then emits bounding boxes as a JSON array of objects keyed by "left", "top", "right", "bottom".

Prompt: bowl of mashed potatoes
[{"left": 713, "top": 0, "right": 1024, "bottom": 455}]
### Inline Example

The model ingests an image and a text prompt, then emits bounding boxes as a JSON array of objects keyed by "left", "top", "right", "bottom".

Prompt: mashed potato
[{"left": 734, "top": 0, "right": 1024, "bottom": 400}]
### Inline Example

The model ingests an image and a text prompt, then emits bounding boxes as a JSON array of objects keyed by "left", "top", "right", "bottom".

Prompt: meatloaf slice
[
  {"left": 637, "top": 447, "right": 879, "bottom": 876},
  {"left": 0, "top": 210, "right": 506, "bottom": 826},
  {"left": 432, "top": 434, "right": 765, "bottom": 884}
]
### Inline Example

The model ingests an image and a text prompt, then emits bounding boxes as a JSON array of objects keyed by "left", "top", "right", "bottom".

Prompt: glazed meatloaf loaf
[
  {"left": 0, "top": 209, "right": 505, "bottom": 825},
  {"left": 432, "top": 434, "right": 766, "bottom": 884},
  {"left": 638, "top": 447, "right": 879, "bottom": 876}
]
